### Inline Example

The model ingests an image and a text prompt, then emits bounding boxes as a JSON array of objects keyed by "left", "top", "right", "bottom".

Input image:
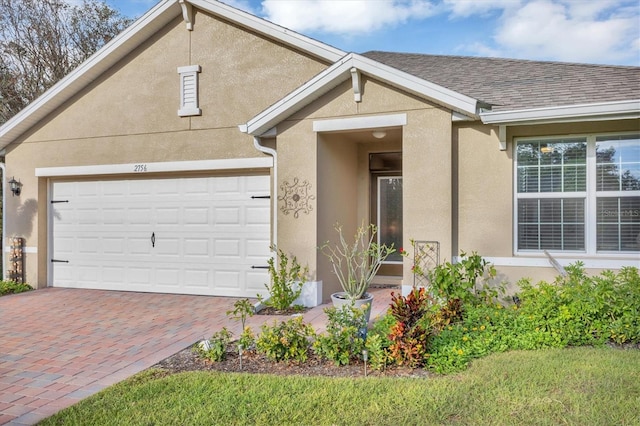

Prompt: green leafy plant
[
  {"left": 195, "top": 327, "right": 232, "bottom": 362},
  {"left": 364, "top": 314, "right": 395, "bottom": 371},
  {"left": 0, "top": 280, "right": 32, "bottom": 296},
  {"left": 261, "top": 247, "right": 308, "bottom": 311},
  {"left": 238, "top": 326, "right": 255, "bottom": 350},
  {"left": 313, "top": 303, "right": 367, "bottom": 366},
  {"left": 388, "top": 288, "right": 433, "bottom": 368},
  {"left": 256, "top": 317, "right": 315, "bottom": 363},
  {"left": 428, "top": 252, "right": 502, "bottom": 305},
  {"left": 320, "top": 222, "right": 395, "bottom": 301},
  {"left": 227, "top": 298, "right": 257, "bottom": 349},
  {"left": 227, "top": 298, "right": 254, "bottom": 330}
]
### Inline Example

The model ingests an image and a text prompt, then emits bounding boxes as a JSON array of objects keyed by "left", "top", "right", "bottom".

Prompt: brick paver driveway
[
  {"left": 0, "top": 288, "right": 242, "bottom": 425},
  {"left": 0, "top": 287, "right": 393, "bottom": 425}
]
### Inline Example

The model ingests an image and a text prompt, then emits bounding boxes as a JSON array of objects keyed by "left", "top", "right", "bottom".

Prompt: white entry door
[{"left": 50, "top": 175, "right": 271, "bottom": 297}]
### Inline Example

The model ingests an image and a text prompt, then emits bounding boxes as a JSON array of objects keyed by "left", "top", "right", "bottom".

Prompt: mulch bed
[{"left": 153, "top": 345, "right": 432, "bottom": 378}]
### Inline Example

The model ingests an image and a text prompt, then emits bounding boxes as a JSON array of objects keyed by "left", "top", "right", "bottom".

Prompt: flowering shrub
[
  {"left": 313, "top": 304, "right": 367, "bottom": 366},
  {"left": 256, "top": 317, "right": 315, "bottom": 363}
]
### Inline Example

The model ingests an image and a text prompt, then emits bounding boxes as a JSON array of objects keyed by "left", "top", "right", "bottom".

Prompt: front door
[{"left": 370, "top": 152, "right": 402, "bottom": 276}]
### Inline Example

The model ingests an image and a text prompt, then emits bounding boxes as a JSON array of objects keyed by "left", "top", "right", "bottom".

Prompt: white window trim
[
  {"left": 513, "top": 132, "right": 640, "bottom": 257},
  {"left": 178, "top": 65, "right": 201, "bottom": 117}
]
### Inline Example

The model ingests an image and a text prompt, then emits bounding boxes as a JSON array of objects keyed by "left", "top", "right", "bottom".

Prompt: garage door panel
[
  {"left": 52, "top": 175, "right": 270, "bottom": 297},
  {"left": 246, "top": 270, "right": 269, "bottom": 292},
  {"left": 184, "top": 238, "right": 210, "bottom": 257},
  {"left": 183, "top": 207, "right": 209, "bottom": 225},
  {"left": 184, "top": 269, "right": 210, "bottom": 288}
]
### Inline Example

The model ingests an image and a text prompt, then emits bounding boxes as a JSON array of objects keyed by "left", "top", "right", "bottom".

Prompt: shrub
[
  {"left": 387, "top": 288, "right": 433, "bottom": 368},
  {"left": 313, "top": 304, "right": 367, "bottom": 366},
  {"left": 516, "top": 264, "right": 640, "bottom": 346},
  {"left": 262, "top": 247, "right": 307, "bottom": 311},
  {"left": 362, "top": 313, "right": 395, "bottom": 371},
  {"left": 0, "top": 281, "right": 33, "bottom": 296},
  {"left": 256, "top": 317, "right": 315, "bottom": 363},
  {"left": 195, "top": 327, "right": 232, "bottom": 362},
  {"left": 428, "top": 252, "right": 502, "bottom": 305}
]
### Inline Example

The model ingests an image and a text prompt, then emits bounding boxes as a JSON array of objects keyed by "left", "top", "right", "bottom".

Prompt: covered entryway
[{"left": 50, "top": 174, "right": 271, "bottom": 297}]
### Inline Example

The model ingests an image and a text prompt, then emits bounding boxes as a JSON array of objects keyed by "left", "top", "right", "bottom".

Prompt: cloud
[
  {"left": 491, "top": 0, "right": 639, "bottom": 64},
  {"left": 260, "top": 0, "right": 436, "bottom": 35},
  {"left": 444, "top": 0, "right": 522, "bottom": 18}
]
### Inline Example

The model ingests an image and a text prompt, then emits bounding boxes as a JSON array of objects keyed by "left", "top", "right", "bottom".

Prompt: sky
[{"left": 104, "top": 0, "right": 640, "bottom": 66}]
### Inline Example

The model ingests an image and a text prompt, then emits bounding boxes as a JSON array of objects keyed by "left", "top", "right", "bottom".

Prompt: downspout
[
  {"left": 0, "top": 162, "right": 5, "bottom": 281},
  {"left": 253, "top": 136, "right": 277, "bottom": 247}
]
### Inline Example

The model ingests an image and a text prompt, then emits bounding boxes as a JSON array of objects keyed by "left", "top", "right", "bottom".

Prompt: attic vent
[{"left": 178, "top": 65, "right": 201, "bottom": 116}]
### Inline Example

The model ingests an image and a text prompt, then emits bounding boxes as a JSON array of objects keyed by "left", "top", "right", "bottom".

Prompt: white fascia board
[
  {"left": 0, "top": 0, "right": 181, "bottom": 149},
  {"left": 35, "top": 157, "right": 273, "bottom": 177},
  {"left": 313, "top": 114, "right": 407, "bottom": 132},
  {"left": 480, "top": 99, "right": 640, "bottom": 125},
  {"left": 244, "top": 55, "right": 355, "bottom": 135},
  {"left": 350, "top": 55, "right": 478, "bottom": 116},
  {"left": 188, "top": 0, "right": 345, "bottom": 62},
  {"left": 243, "top": 53, "right": 479, "bottom": 136}
]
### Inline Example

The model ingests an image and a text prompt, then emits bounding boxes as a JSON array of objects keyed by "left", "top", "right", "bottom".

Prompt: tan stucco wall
[
  {"left": 455, "top": 123, "right": 513, "bottom": 256},
  {"left": 3, "top": 9, "right": 329, "bottom": 287},
  {"left": 276, "top": 77, "right": 453, "bottom": 299},
  {"left": 454, "top": 118, "right": 640, "bottom": 290}
]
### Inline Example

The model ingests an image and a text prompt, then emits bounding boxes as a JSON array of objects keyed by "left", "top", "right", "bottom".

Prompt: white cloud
[
  {"left": 261, "top": 0, "right": 436, "bottom": 35},
  {"left": 444, "top": 0, "right": 522, "bottom": 18},
  {"left": 491, "top": 0, "right": 639, "bottom": 64}
]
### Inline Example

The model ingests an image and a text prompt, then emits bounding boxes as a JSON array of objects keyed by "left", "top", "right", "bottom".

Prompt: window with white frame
[{"left": 515, "top": 133, "right": 640, "bottom": 254}]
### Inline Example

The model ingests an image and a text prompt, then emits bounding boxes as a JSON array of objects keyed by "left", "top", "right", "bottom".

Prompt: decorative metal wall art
[{"left": 278, "top": 177, "right": 315, "bottom": 218}]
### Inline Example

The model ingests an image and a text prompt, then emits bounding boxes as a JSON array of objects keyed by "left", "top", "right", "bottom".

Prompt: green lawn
[{"left": 40, "top": 347, "right": 640, "bottom": 425}]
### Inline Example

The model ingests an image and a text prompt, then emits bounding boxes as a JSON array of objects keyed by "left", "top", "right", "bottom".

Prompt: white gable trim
[
  {"left": 242, "top": 53, "right": 479, "bottom": 136},
  {"left": 35, "top": 157, "right": 273, "bottom": 177},
  {"left": 480, "top": 100, "right": 640, "bottom": 125},
  {"left": 0, "top": 0, "right": 181, "bottom": 148},
  {"left": 0, "top": 0, "right": 345, "bottom": 149},
  {"left": 188, "top": 0, "right": 344, "bottom": 62}
]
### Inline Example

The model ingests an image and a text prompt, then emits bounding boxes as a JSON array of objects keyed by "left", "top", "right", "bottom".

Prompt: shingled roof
[{"left": 362, "top": 51, "right": 640, "bottom": 112}]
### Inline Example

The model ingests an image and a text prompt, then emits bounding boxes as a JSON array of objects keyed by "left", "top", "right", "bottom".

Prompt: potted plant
[{"left": 320, "top": 223, "right": 395, "bottom": 322}]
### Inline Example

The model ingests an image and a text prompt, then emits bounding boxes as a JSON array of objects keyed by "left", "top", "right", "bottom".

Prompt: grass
[{"left": 40, "top": 346, "right": 640, "bottom": 425}]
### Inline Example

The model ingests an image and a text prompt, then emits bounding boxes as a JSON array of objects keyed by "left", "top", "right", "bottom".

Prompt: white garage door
[{"left": 50, "top": 175, "right": 271, "bottom": 297}]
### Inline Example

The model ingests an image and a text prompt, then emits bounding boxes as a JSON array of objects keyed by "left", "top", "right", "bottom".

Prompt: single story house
[{"left": 0, "top": 0, "right": 638, "bottom": 305}]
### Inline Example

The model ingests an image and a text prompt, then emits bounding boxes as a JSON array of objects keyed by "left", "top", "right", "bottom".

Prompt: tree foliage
[{"left": 0, "top": 0, "right": 133, "bottom": 124}]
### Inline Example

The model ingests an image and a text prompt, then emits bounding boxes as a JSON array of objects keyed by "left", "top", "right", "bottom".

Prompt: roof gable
[
  {"left": 0, "top": 0, "right": 345, "bottom": 148},
  {"left": 240, "top": 53, "right": 480, "bottom": 136}
]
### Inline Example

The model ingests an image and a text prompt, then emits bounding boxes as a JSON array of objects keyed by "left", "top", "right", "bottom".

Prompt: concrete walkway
[{"left": 0, "top": 287, "right": 393, "bottom": 425}]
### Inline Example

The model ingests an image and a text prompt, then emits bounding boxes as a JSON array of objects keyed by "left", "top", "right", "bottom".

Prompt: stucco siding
[
  {"left": 456, "top": 123, "right": 513, "bottom": 257},
  {"left": 189, "top": 10, "right": 329, "bottom": 130},
  {"left": 3, "top": 7, "right": 333, "bottom": 287},
  {"left": 17, "top": 17, "right": 190, "bottom": 144}
]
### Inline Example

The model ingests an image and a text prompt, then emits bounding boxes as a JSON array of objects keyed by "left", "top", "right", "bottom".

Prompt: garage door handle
[
  {"left": 251, "top": 265, "right": 269, "bottom": 269},
  {"left": 151, "top": 232, "right": 156, "bottom": 248},
  {"left": 51, "top": 259, "right": 69, "bottom": 263}
]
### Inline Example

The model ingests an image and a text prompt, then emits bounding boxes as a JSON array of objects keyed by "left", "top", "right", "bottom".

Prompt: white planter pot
[{"left": 330, "top": 291, "right": 374, "bottom": 324}]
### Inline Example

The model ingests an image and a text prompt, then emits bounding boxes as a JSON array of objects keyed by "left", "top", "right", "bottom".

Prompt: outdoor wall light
[
  {"left": 9, "top": 177, "right": 21, "bottom": 196},
  {"left": 372, "top": 130, "right": 387, "bottom": 139}
]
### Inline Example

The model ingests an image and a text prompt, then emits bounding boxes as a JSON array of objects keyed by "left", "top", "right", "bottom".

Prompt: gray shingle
[{"left": 362, "top": 51, "right": 640, "bottom": 112}]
